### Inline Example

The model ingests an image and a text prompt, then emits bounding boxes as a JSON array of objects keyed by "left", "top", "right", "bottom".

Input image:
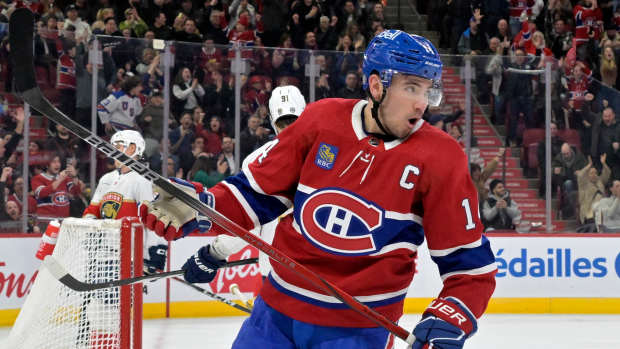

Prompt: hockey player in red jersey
[
  {"left": 140, "top": 30, "right": 496, "bottom": 348},
  {"left": 84, "top": 130, "right": 167, "bottom": 274}
]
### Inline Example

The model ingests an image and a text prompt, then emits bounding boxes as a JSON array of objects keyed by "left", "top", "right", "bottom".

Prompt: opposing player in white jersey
[
  {"left": 209, "top": 85, "right": 307, "bottom": 277},
  {"left": 83, "top": 130, "right": 167, "bottom": 273}
]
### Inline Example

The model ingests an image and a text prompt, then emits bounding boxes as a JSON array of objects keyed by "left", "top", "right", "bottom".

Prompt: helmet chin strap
[{"left": 368, "top": 83, "right": 394, "bottom": 138}]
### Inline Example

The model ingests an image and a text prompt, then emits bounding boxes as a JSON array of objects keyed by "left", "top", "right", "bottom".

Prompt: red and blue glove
[
  {"left": 182, "top": 245, "right": 226, "bottom": 284},
  {"left": 412, "top": 297, "right": 477, "bottom": 349},
  {"left": 139, "top": 178, "right": 214, "bottom": 241}
]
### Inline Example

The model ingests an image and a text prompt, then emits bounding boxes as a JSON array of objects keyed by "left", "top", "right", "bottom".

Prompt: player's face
[
  {"left": 113, "top": 142, "right": 136, "bottom": 169},
  {"left": 379, "top": 74, "right": 432, "bottom": 139}
]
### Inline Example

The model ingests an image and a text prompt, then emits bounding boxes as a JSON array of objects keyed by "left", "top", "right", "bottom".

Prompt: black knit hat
[{"left": 489, "top": 179, "right": 503, "bottom": 192}]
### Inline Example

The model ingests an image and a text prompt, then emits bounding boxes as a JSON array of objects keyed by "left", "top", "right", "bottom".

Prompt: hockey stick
[
  {"left": 9, "top": 9, "right": 414, "bottom": 345},
  {"left": 43, "top": 255, "right": 258, "bottom": 291},
  {"left": 171, "top": 277, "right": 252, "bottom": 314}
]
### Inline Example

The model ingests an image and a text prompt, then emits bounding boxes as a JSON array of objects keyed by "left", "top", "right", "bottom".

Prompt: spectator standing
[
  {"left": 97, "top": 75, "right": 144, "bottom": 134},
  {"left": 593, "top": 179, "right": 620, "bottom": 231},
  {"left": 63, "top": 4, "right": 91, "bottom": 41},
  {"left": 172, "top": 67, "right": 205, "bottom": 117},
  {"left": 239, "top": 114, "right": 270, "bottom": 160},
  {"left": 260, "top": 0, "right": 287, "bottom": 48},
  {"left": 31, "top": 155, "right": 84, "bottom": 219},
  {"left": 119, "top": 7, "right": 148, "bottom": 38},
  {"left": 138, "top": 90, "right": 165, "bottom": 157},
  {"left": 576, "top": 154, "right": 611, "bottom": 231},
  {"left": 553, "top": 142, "right": 588, "bottom": 218},
  {"left": 57, "top": 40, "right": 77, "bottom": 119},
  {"left": 316, "top": 15, "right": 338, "bottom": 50},
  {"left": 457, "top": 11, "right": 489, "bottom": 55},
  {"left": 550, "top": 18, "right": 574, "bottom": 59},
  {"left": 504, "top": 48, "right": 535, "bottom": 146},
  {"left": 189, "top": 155, "right": 229, "bottom": 188},
  {"left": 197, "top": 116, "right": 226, "bottom": 157},
  {"left": 337, "top": 71, "right": 364, "bottom": 99},
  {"left": 483, "top": 179, "right": 522, "bottom": 231},
  {"left": 150, "top": 11, "right": 173, "bottom": 40},
  {"left": 591, "top": 106, "right": 620, "bottom": 177},
  {"left": 8, "top": 176, "right": 36, "bottom": 215},
  {"left": 219, "top": 136, "right": 236, "bottom": 174},
  {"left": 203, "top": 70, "right": 233, "bottom": 121},
  {"left": 75, "top": 49, "right": 109, "bottom": 130},
  {"left": 169, "top": 112, "right": 195, "bottom": 157}
]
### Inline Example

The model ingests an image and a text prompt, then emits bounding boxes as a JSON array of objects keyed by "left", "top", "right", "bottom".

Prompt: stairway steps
[
  {"left": 515, "top": 199, "right": 546, "bottom": 210},
  {"left": 480, "top": 157, "right": 520, "bottom": 168},
  {"left": 477, "top": 136, "right": 502, "bottom": 147},
  {"left": 509, "top": 189, "right": 539, "bottom": 199},
  {"left": 442, "top": 75, "right": 461, "bottom": 84},
  {"left": 480, "top": 148, "right": 513, "bottom": 157},
  {"left": 473, "top": 126, "right": 495, "bottom": 136},
  {"left": 503, "top": 178, "right": 530, "bottom": 190},
  {"left": 489, "top": 168, "right": 523, "bottom": 178}
]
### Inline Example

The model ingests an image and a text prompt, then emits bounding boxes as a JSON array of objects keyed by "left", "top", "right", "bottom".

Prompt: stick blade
[
  {"left": 8, "top": 8, "right": 37, "bottom": 93},
  {"left": 42, "top": 255, "right": 92, "bottom": 292},
  {"left": 42, "top": 255, "right": 67, "bottom": 280}
]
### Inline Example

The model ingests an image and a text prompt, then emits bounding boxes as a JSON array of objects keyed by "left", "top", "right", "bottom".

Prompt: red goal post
[{"left": 4, "top": 217, "right": 144, "bottom": 349}]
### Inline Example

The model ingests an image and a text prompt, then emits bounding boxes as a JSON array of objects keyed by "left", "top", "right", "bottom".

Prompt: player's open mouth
[{"left": 408, "top": 118, "right": 417, "bottom": 127}]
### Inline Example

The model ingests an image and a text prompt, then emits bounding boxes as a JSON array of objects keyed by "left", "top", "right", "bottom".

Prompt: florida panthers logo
[
  {"left": 100, "top": 192, "right": 123, "bottom": 219},
  {"left": 299, "top": 188, "right": 383, "bottom": 256}
]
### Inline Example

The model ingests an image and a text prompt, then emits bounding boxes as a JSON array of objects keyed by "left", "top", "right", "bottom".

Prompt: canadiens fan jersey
[
  {"left": 32, "top": 173, "right": 81, "bottom": 217},
  {"left": 208, "top": 98, "right": 497, "bottom": 327}
]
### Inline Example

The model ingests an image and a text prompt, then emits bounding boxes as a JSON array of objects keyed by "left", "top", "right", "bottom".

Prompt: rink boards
[{"left": 1, "top": 233, "right": 620, "bottom": 326}]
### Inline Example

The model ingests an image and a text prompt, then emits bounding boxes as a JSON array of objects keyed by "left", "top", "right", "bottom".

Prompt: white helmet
[
  {"left": 268, "top": 85, "right": 306, "bottom": 134},
  {"left": 110, "top": 130, "right": 145, "bottom": 158}
]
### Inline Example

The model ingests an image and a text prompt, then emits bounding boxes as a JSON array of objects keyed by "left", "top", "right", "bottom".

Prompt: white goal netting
[{"left": 3, "top": 218, "right": 143, "bottom": 349}]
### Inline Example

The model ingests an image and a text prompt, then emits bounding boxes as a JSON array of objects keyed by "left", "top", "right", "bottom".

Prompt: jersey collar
[{"left": 351, "top": 100, "right": 425, "bottom": 150}]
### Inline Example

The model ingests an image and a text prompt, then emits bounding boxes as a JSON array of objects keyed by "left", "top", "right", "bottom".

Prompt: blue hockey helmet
[{"left": 362, "top": 30, "right": 443, "bottom": 106}]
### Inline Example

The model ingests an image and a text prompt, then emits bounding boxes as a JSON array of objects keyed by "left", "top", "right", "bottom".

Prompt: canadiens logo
[
  {"left": 298, "top": 188, "right": 383, "bottom": 255},
  {"left": 52, "top": 192, "right": 69, "bottom": 206},
  {"left": 315, "top": 143, "right": 338, "bottom": 170},
  {"left": 100, "top": 192, "right": 123, "bottom": 219}
]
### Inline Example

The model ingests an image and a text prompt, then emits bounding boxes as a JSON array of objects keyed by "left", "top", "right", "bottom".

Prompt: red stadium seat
[
  {"left": 521, "top": 129, "right": 545, "bottom": 171},
  {"left": 558, "top": 129, "right": 581, "bottom": 152}
]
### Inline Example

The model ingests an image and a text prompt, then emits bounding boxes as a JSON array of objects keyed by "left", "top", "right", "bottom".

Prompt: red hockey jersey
[
  {"left": 208, "top": 98, "right": 496, "bottom": 327},
  {"left": 32, "top": 173, "right": 81, "bottom": 218},
  {"left": 574, "top": 5, "right": 603, "bottom": 44},
  {"left": 56, "top": 53, "right": 76, "bottom": 90},
  {"left": 508, "top": 0, "right": 534, "bottom": 19}
]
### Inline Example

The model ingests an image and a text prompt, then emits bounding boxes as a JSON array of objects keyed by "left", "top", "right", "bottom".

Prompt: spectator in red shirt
[{"left": 31, "top": 155, "right": 84, "bottom": 218}]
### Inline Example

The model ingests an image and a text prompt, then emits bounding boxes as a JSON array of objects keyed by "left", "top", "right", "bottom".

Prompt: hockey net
[{"left": 4, "top": 217, "right": 144, "bottom": 349}]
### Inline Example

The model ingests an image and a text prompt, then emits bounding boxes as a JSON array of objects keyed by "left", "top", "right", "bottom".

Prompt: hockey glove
[
  {"left": 139, "top": 178, "right": 214, "bottom": 241},
  {"left": 412, "top": 297, "right": 477, "bottom": 349},
  {"left": 182, "top": 245, "right": 226, "bottom": 284},
  {"left": 143, "top": 244, "right": 168, "bottom": 275}
]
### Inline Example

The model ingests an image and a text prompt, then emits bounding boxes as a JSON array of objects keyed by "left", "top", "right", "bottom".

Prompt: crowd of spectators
[
  {"left": 1, "top": 0, "right": 620, "bottom": 233},
  {"left": 0, "top": 0, "right": 392, "bottom": 232},
  {"left": 419, "top": 0, "right": 620, "bottom": 232}
]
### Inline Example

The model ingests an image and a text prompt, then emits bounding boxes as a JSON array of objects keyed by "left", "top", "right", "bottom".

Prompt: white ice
[{"left": 2, "top": 314, "right": 619, "bottom": 348}]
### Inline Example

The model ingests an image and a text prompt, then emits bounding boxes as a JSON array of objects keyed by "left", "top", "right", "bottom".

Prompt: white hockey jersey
[
  {"left": 83, "top": 169, "right": 166, "bottom": 257},
  {"left": 97, "top": 91, "right": 143, "bottom": 130}
]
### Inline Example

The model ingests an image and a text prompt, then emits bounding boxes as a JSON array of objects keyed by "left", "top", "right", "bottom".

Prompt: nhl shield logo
[
  {"left": 315, "top": 143, "right": 338, "bottom": 170},
  {"left": 100, "top": 192, "right": 123, "bottom": 219}
]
